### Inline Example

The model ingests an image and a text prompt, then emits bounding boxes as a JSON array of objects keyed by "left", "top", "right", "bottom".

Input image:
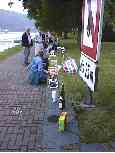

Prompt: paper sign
[{"left": 79, "top": 54, "right": 97, "bottom": 91}]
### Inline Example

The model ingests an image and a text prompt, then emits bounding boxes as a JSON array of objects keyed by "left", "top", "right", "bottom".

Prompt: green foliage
[
  {"left": 94, "top": 42, "right": 115, "bottom": 108},
  {"left": 0, "top": 46, "right": 22, "bottom": 61},
  {"left": 57, "top": 35, "right": 86, "bottom": 108},
  {"left": 21, "top": 0, "right": 115, "bottom": 36},
  {"left": 104, "top": 0, "right": 115, "bottom": 27},
  {"left": 58, "top": 35, "right": 115, "bottom": 143},
  {"left": 21, "top": 0, "right": 82, "bottom": 32},
  {"left": 79, "top": 109, "right": 115, "bottom": 143}
]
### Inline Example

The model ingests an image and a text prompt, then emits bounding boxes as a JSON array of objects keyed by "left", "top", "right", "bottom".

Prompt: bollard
[
  {"left": 52, "top": 90, "right": 57, "bottom": 103},
  {"left": 59, "top": 81, "right": 65, "bottom": 110},
  {"left": 59, "top": 96, "right": 63, "bottom": 109}
]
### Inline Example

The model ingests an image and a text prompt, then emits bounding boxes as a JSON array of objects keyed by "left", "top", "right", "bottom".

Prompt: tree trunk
[{"left": 77, "top": 30, "right": 81, "bottom": 46}]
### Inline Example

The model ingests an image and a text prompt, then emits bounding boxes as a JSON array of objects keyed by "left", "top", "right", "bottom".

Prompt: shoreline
[
  {"left": 0, "top": 45, "right": 22, "bottom": 61},
  {"left": 0, "top": 31, "right": 36, "bottom": 52}
]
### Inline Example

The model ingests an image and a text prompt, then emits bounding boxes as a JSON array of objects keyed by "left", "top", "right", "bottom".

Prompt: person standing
[{"left": 22, "top": 28, "right": 33, "bottom": 66}]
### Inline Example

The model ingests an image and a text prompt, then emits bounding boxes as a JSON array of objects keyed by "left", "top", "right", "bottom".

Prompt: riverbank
[
  {"left": 0, "top": 32, "right": 36, "bottom": 52},
  {"left": 0, "top": 45, "right": 22, "bottom": 61},
  {"left": 60, "top": 35, "right": 115, "bottom": 143}
]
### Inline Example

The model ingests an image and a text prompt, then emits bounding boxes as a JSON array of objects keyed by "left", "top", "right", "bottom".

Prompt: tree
[
  {"left": 102, "top": 0, "right": 115, "bottom": 41},
  {"left": 104, "top": 0, "right": 115, "bottom": 27},
  {"left": 20, "top": 0, "right": 115, "bottom": 41},
  {"left": 21, "top": 0, "right": 82, "bottom": 34}
]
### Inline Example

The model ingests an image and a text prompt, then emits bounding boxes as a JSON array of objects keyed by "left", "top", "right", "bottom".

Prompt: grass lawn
[
  {"left": 59, "top": 35, "right": 115, "bottom": 143},
  {"left": 0, "top": 45, "right": 22, "bottom": 61}
]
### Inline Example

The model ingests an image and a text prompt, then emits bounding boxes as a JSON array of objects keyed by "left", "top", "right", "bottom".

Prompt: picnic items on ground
[
  {"left": 58, "top": 112, "right": 68, "bottom": 132},
  {"left": 63, "top": 57, "right": 78, "bottom": 74}
]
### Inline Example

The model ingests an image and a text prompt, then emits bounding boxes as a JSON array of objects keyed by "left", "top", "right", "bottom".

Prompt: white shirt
[{"left": 27, "top": 33, "right": 32, "bottom": 45}]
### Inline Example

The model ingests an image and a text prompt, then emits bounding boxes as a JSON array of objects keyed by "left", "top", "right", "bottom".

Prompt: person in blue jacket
[{"left": 27, "top": 50, "right": 48, "bottom": 85}]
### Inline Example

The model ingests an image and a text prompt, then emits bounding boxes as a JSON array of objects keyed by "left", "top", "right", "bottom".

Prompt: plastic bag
[{"left": 63, "top": 57, "right": 78, "bottom": 74}]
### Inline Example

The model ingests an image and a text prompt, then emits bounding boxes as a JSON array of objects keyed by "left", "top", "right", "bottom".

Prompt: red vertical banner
[
  {"left": 81, "top": 0, "right": 103, "bottom": 62},
  {"left": 80, "top": 0, "right": 104, "bottom": 91}
]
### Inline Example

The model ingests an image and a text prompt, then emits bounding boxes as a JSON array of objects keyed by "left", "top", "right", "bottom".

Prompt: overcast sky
[{"left": 0, "top": 0, "right": 27, "bottom": 14}]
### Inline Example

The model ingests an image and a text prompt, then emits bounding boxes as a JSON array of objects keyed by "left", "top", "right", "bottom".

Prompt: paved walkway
[
  {"left": 1, "top": 49, "right": 113, "bottom": 152},
  {"left": 0, "top": 49, "right": 80, "bottom": 151},
  {"left": 0, "top": 50, "right": 48, "bottom": 151}
]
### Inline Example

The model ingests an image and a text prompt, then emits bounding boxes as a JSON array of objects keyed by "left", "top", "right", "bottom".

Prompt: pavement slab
[
  {"left": 0, "top": 49, "right": 81, "bottom": 151},
  {"left": 0, "top": 50, "right": 47, "bottom": 151},
  {"left": 80, "top": 143, "right": 110, "bottom": 152},
  {"left": 42, "top": 90, "right": 80, "bottom": 151}
]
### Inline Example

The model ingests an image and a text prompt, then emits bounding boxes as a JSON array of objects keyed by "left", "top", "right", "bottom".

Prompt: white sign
[
  {"left": 79, "top": 54, "right": 97, "bottom": 92},
  {"left": 80, "top": 0, "right": 104, "bottom": 92}
]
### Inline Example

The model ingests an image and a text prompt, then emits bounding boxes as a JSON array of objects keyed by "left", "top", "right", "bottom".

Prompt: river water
[{"left": 0, "top": 32, "right": 36, "bottom": 52}]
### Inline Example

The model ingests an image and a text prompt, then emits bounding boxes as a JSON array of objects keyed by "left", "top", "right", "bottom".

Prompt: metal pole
[
  {"left": 88, "top": 86, "right": 93, "bottom": 105},
  {"left": 83, "top": 85, "right": 95, "bottom": 107}
]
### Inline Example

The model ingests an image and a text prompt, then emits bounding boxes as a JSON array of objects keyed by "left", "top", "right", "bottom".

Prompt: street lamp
[
  {"left": 8, "top": 0, "right": 22, "bottom": 8},
  {"left": 8, "top": 0, "right": 14, "bottom": 8}
]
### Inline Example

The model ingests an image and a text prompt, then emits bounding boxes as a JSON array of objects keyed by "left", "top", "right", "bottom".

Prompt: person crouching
[{"left": 27, "top": 50, "right": 48, "bottom": 85}]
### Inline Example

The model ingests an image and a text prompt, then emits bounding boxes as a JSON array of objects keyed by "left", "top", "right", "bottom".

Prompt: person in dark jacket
[{"left": 22, "top": 28, "right": 33, "bottom": 66}]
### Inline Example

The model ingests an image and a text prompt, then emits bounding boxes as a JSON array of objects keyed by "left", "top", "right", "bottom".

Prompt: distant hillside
[{"left": 0, "top": 9, "right": 36, "bottom": 32}]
